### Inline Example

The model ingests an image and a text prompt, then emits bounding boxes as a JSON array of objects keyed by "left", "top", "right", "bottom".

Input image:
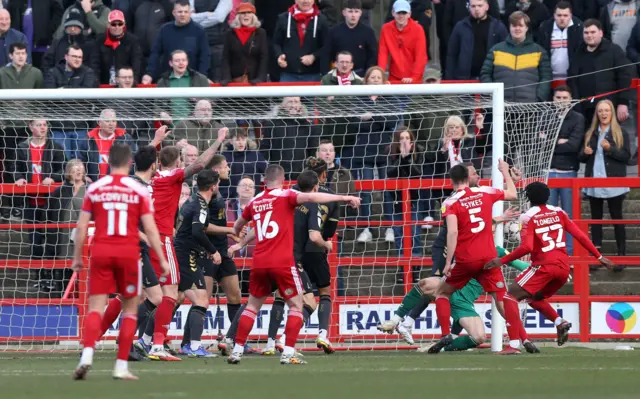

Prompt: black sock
[
  {"left": 189, "top": 305, "right": 207, "bottom": 348},
  {"left": 406, "top": 296, "right": 432, "bottom": 321},
  {"left": 225, "top": 304, "right": 246, "bottom": 341},
  {"left": 181, "top": 307, "right": 194, "bottom": 347},
  {"left": 451, "top": 319, "right": 464, "bottom": 336},
  {"left": 137, "top": 299, "right": 157, "bottom": 338},
  {"left": 227, "top": 303, "right": 241, "bottom": 324},
  {"left": 303, "top": 304, "right": 315, "bottom": 324},
  {"left": 318, "top": 294, "right": 331, "bottom": 333},
  {"left": 144, "top": 310, "right": 156, "bottom": 338},
  {"left": 268, "top": 297, "right": 285, "bottom": 340}
]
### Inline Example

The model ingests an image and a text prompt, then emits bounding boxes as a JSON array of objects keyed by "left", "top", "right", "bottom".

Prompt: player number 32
[
  {"left": 254, "top": 210, "right": 279, "bottom": 241},
  {"left": 535, "top": 224, "right": 565, "bottom": 252}
]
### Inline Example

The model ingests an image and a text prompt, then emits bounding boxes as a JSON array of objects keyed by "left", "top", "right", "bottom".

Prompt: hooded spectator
[
  {"left": 55, "top": 0, "right": 111, "bottom": 40},
  {"left": 42, "top": 13, "right": 100, "bottom": 76}
]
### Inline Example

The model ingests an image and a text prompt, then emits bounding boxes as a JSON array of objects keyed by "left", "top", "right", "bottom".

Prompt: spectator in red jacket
[{"left": 378, "top": 0, "right": 427, "bottom": 83}]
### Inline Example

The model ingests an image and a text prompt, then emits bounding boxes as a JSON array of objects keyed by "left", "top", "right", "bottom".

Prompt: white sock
[
  {"left": 142, "top": 334, "right": 152, "bottom": 345},
  {"left": 318, "top": 329, "right": 327, "bottom": 339},
  {"left": 266, "top": 338, "right": 275, "bottom": 348},
  {"left": 151, "top": 344, "right": 163, "bottom": 351},
  {"left": 509, "top": 340, "right": 520, "bottom": 349},
  {"left": 115, "top": 359, "right": 128, "bottom": 372},
  {"left": 232, "top": 343, "right": 245, "bottom": 354},
  {"left": 391, "top": 314, "right": 402, "bottom": 324},
  {"left": 401, "top": 316, "right": 414, "bottom": 327},
  {"left": 79, "top": 347, "right": 94, "bottom": 365},
  {"left": 554, "top": 317, "right": 563, "bottom": 327},
  {"left": 190, "top": 340, "right": 201, "bottom": 350},
  {"left": 283, "top": 346, "right": 295, "bottom": 356},
  {"left": 279, "top": 333, "right": 286, "bottom": 343}
]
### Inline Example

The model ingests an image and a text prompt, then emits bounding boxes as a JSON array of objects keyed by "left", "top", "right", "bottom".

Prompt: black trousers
[{"left": 588, "top": 194, "right": 626, "bottom": 255}]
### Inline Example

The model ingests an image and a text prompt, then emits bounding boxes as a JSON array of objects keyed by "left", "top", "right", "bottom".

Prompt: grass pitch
[{"left": 0, "top": 347, "right": 637, "bottom": 399}]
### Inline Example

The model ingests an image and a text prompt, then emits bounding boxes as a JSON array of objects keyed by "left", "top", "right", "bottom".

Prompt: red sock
[
  {"left": 153, "top": 296, "right": 177, "bottom": 346},
  {"left": 284, "top": 310, "right": 304, "bottom": 348},
  {"left": 529, "top": 300, "right": 560, "bottom": 323},
  {"left": 82, "top": 311, "right": 102, "bottom": 349},
  {"left": 234, "top": 308, "right": 257, "bottom": 347},
  {"left": 518, "top": 320, "right": 529, "bottom": 342},
  {"left": 117, "top": 313, "right": 137, "bottom": 361},
  {"left": 100, "top": 297, "right": 122, "bottom": 337},
  {"left": 435, "top": 297, "right": 451, "bottom": 336},
  {"left": 503, "top": 294, "right": 524, "bottom": 343}
]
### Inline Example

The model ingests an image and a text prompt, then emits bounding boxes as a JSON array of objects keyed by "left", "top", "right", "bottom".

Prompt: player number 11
[{"left": 103, "top": 202, "right": 129, "bottom": 236}]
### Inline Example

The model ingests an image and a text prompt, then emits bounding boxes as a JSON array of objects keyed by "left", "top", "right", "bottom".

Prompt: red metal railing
[{"left": 1, "top": 177, "right": 639, "bottom": 343}]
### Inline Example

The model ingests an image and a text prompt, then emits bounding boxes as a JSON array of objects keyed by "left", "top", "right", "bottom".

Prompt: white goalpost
[{"left": 0, "top": 83, "right": 570, "bottom": 352}]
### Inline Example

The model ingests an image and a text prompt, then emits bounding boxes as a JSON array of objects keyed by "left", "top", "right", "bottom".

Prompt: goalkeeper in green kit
[{"left": 378, "top": 163, "right": 539, "bottom": 353}]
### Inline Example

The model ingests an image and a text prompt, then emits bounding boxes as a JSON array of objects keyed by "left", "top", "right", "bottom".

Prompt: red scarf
[
  {"left": 104, "top": 30, "right": 125, "bottom": 50},
  {"left": 234, "top": 26, "right": 256, "bottom": 46},
  {"left": 289, "top": 5, "right": 319, "bottom": 46},
  {"left": 337, "top": 73, "right": 351, "bottom": 86}
]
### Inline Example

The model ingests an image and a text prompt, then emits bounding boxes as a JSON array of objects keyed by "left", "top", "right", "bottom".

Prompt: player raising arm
[
  {"left": 72, "top": 144, "right": 169, "bottom": 381},
  {"left": 226, "top": 166, "right": 360, "bottom": 365},
  {"left": 485, "top": 182, "right": 614, "bottom": 347},
  {"left": 429, "top": 159, "right": 522, "bottom": 355}
]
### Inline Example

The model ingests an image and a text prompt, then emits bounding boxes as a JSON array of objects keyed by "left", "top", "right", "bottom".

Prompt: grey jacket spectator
[
  {"left": 55, "top": 0, "right": 110, "bottom": 40},
  {"left": 446, "top": 15, "right": 508, "bottom": 80},
  {"left": 6, "top": 0, "right": 64, "bottom": 49},
  {"left": 481, "top": 34, "right": 552, "bottom": 102},
  {"left": 42, "top": 18, "right": 100, "bottom": 76},
  {"left": 129, "top": 0, "right": 173, "bottom": 58},
  {"left": 172, "top": 119, "right": 225, "bottom": 154},
  {"left": 95, "top": 24, "right": 143, "bottom": 84},
  {"left": 599, "top": 0, "right": 640, "bottom": 51},
  {"left": 13, "top": 139, "right": 65, "bottom": 184},
  {"left": 143, "top": 18, "right": 211, "bottom": 81},
  {"left": 551, "top": 108, "right": 585, "bottom": 171},
  {"left": 272, "top": 5, "right": 330, "bottom": 77}
]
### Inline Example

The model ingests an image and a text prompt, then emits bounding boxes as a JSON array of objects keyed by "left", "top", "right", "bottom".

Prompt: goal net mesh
[{"left": 0, "top": 88, "right": 570, "bottom": 350}]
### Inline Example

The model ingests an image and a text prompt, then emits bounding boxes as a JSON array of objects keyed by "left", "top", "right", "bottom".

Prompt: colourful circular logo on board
[{"left": 606, "top": 303, "right": 637, "bottom": 333}]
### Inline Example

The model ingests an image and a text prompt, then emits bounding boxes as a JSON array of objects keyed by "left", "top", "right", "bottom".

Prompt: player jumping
[
  {"left": 430, "top": 160, "right": 525, "bottom": 355},
  {"left": 144, "top": 128, "right": 228, "bottom": 361},
  {"left": 73, "top": 143, "right": 170, "bottom": 380},
  {"left": 484, "top": 182, "right": 614, "bottom": 348},
  {"left": 227, "top": 166, "right": 360, "bottom": 365}
]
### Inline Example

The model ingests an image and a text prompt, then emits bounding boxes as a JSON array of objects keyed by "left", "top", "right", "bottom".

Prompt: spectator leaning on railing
[
  {"left": 445, "top": 0, "right": 507, "bottom": 81},
  {"left": 273, "top": 0, "right": 330, "bottom": 82},
  {"left": 547, "top": 85, "right": 584, "bottom": 255},
  {"left": 378, "top": 0, "right": 427, "bottom": 83},
  {"left": 95, "top": 10, "right": 142, "bottom": 85},
  {"left": 55, "top": 0, "right": 110, "bottom": 41},
  {"left": 142, "top": 0, "right": 210, "bottom": 83},
  {"left": 579, "top": 99, "right": 630, "bottom": 272},
  {"left": 325, "top": 0, "right": 378, "bottom": 77},
  {"left": 0, "top": 9, "right": 30, "bottom": 65},
  {"left": 220, "top": 2, "right": 268, "bottom": 85},
  {"left": 0, "top": 42, "right": 43, "bottom": 89},
  {"left": 536, "top": 1, "right": 583, "bottom": 85}
]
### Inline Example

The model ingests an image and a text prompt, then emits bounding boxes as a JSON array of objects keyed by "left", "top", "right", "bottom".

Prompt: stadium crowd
[{"left": 0, "top": 0, "right": 636, "bottom": 293}]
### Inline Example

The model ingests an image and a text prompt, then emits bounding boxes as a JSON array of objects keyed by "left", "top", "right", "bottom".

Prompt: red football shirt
[
  {"left": 150, "top": 168, "right": 185, "bottom": 236},
  {"left": 501, "top": 205, "right": 602, "bottom": 268},
  {"left": 442, "top": 186, "right": 505, "bottom": 264},
  {"left": 81, "top": 174, "right": 153, "bottom": 259},
  {"left": 29, "top": 142, "right": 44, "bottom": 184},
  {"left": 95, "top": 135, "right": 115, "bottom": 178},
  {"left": 241, "top": 188, "right": 299, "bottom": 269}
]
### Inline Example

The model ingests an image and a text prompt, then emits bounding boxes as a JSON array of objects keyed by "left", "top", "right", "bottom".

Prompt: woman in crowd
[{"left": 580, "top": 99, "right": 630, "bottom": 272}]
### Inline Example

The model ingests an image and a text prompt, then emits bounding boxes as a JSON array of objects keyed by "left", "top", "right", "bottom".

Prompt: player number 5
[
  {"left": 468, "top": 207, "right": 485, "bottom": 233},
  {"left": 103, "top": 202, "right": 129, "bottom": 236},
  {"left": 536, "top": 224, "right": 565, "bottom": 252},
  {"left": 254, "top": 210, "right": 279, "bottom": 242}
]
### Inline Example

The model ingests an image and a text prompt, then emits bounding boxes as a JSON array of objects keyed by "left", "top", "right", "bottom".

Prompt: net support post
[{"left": 490, "top": 83, "right": 505, "bottom": 352}]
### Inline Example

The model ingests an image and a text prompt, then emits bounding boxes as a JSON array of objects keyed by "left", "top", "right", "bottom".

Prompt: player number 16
[{"left": 254, "top": 210, "right": 279, "bottom": 242}]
